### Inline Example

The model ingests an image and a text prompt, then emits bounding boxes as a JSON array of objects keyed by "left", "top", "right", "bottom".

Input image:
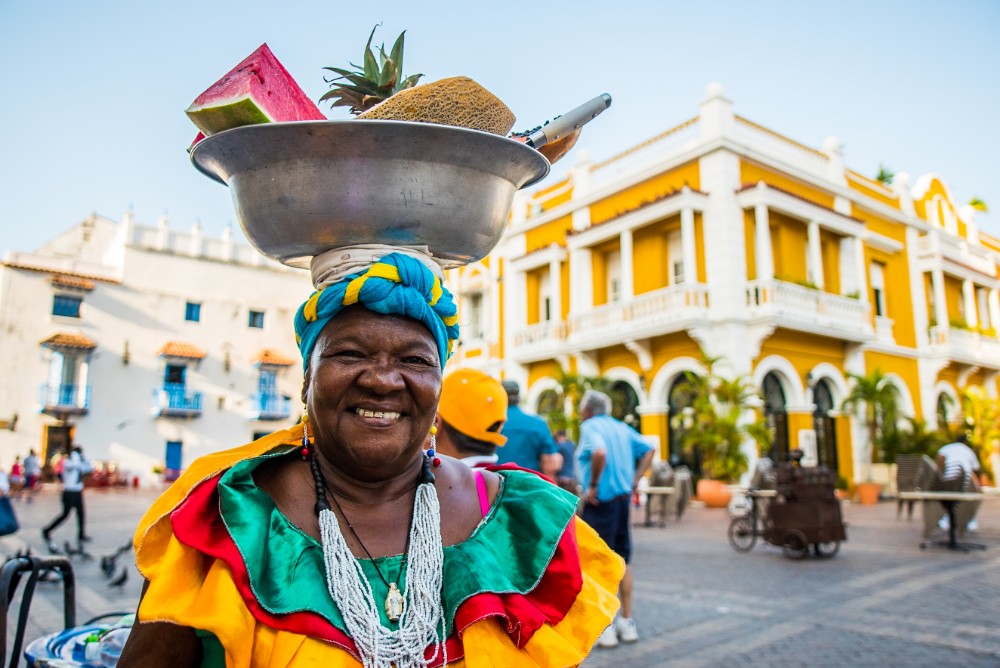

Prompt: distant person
[
  {"left": 434, "top": 368, "right": 508, "bottom": 467},
  {"left": 9, "top": 456, "right": 24, "bottom": 498},
  {"left": 42, "top": 445, "right": 93, "bottom": 550},
  {"left": 577, "top": 389, "right": 654, "bottom": 648},
  {"left": 23, "top": 450, "right": 41, "bottom": 501},
  {"left": 936, "top": 434, "right": 981, "bottom": 532},
  {"left": 496, "top": 380, "right": 561, "bottom": 477},
  {"left": 553, "top": 429, "right": 579, "bottom": 494}
]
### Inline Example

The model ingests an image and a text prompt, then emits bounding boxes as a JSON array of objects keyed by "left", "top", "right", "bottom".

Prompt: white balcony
[
  {"left": 928, "top": 326, "right": 1000, "bottom": 369},
  {"left": 566, "top": 284, "right": 710, "bottom": 350},
  {"left": 745, "top": 280, "right": 873, "bottom": 342},
  {"left": 508, "top": 321, "right": 567, "bottom": 363},
  {"left": 875, "top": 316, "right": 895, "bottom": 344}
]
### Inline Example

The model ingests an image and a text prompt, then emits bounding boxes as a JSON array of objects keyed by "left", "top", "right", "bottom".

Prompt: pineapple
[
  {"left": 322, "top": 27, "right": 516, "bottom": 136},
  {"left": 320, "top": 26, "right": 423, "bottom": 115}
]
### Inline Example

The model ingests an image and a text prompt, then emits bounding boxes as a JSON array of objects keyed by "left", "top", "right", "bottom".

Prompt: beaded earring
[
  {"left": 427, "top": 424, "right": 441, "bottom": 467},
  {"left": 300, "top": 412, "right": 311, "bottom": 460}
]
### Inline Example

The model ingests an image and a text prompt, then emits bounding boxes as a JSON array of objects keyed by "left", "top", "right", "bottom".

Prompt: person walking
[
  {"left": 576, "top": 389, "right": 654, "bottom": 648},
  {"left": 553, "top": 429, "right": 579, "bottom": 494},
  {"left": 23, "top": 450, "right": 41, "bottom": 502},
  {"left": 42, "top": 445, "right": 93, "bottom": 550},
  {"left": 495, "top": 380, "right": 561, "bottom": 477},
  {"left": 433, "top": 368, "right": 508, "bottom": 467}
]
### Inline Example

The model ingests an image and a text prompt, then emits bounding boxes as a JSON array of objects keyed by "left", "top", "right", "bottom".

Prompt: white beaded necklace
[{"left": 309, "top": 453, "right": 446, "bottom": 668}]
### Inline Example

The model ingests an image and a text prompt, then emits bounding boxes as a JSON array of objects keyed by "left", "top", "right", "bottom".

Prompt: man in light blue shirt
[{"left": 577, "top": 390, "right": 654, "bottom": 648}]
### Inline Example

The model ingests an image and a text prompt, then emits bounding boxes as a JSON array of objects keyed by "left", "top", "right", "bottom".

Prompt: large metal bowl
[{"left": 190, "top": 120, "right": 550, "bottom": 268}]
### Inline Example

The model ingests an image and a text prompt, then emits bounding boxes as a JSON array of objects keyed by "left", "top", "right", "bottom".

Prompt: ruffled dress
[{"left": 134, "top": 425, "right": 624, "bottom": 667}]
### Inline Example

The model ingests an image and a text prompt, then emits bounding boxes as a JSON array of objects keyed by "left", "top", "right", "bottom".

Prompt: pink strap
[{"left": 474, "top": 469, "right": 490, "bottom": 518}]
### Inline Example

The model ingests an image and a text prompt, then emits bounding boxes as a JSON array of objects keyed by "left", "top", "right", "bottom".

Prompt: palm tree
[
  {"left": 875, "top": 164, "right": 895, "bottom": 186},
  {"left": 674, "top": 352, "right": 767, "bottom": 482},
  {"left": 841, "top": 369, "right": 899, "bottom": 481},
  {"left": 969, "top": 197, "right": 989, "bottom": 213}
]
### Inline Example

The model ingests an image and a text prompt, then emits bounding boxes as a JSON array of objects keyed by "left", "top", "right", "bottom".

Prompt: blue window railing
[
  {"left": 153, "top": 383, "right": 202, "bottom": 416},
  {"left": 38, "top": 383, "right": 91, "bottom": 412},
  {"left": 250, "top": 393, "right": 291, "bottom": 420}
]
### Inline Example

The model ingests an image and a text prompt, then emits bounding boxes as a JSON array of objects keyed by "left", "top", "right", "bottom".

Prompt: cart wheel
[
  {"left": 781, "top": 530, "right": 809, "bottom": 559},
  {"left": 727, "top": 517, "right": 757, "bottom": 552},
  {"left": 814, "top": 540, "right": 841, "bottom": 558}
]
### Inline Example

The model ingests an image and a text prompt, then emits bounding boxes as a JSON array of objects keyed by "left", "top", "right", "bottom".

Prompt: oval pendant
[{"left": 385, "top": 582, "right": 405, "bottom": 622}]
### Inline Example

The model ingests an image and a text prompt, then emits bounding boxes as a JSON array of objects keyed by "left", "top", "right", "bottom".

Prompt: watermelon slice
[{"left": 185, "top": 43, "right": 326, "bottom": 140}]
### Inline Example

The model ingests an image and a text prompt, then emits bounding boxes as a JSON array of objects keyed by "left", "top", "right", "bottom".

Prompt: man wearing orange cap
[{"left": 435, "top": 368, "right": 509, "bottom": 467}]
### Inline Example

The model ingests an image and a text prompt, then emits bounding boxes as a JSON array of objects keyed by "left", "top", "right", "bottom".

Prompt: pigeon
[
  {"left": 100, "top": 539, "right": 134, "bottom": 578},
  {"left": 108, "top": 566, "right": 128, "bottom": 588}
]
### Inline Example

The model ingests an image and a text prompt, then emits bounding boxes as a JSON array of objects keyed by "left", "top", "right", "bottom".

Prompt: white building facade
[{"left": 0, "top": 213, "right": 313, "bottom": 484}]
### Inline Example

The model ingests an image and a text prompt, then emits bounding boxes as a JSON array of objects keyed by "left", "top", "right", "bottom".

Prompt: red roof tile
[
  {"left": 40, "top": 332, "right": 97, "bottom": 350},
  {"left": 158, "top": 341, "right": 207, "bottom": 360},
  {"left": 51, "top": 274, "right": 96, "bottom": 291},
  {"left": 253, "top": 349, "right": 297, "bottom": 367}
]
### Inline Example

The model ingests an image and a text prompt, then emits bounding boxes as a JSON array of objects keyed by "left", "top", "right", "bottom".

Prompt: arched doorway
[
  {"left": 936, "top": 393, "right": 954, "bottom": 429},
  {"left": 667, "top": 375, "right": 697, "bottom": 471},
  {"left": 763, "top": 372, "right": 789, "bottom": 463},
  {"left": 608, "top": 380, "right": 641, "bottom": 430},
  {"left": 812, "top": 379, "right": 838, "bottom": 472}
]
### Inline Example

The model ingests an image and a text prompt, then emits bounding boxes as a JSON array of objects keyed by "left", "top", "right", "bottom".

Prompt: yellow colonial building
[{"left": 446, "top": 84, "right": 1000, "bottom": 486}]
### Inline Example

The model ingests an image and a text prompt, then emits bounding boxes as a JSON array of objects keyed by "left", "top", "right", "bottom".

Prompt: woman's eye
[
  {"left": 333, "top": 349, "right": 365, "bottom": 359},
  {"left": 402, "top": 355, "right": 434, "bottom": 366}
]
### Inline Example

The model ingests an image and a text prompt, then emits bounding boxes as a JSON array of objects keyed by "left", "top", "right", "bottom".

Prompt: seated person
[{"left": 936, "top": 434, "right": 982, "bottom": 532}]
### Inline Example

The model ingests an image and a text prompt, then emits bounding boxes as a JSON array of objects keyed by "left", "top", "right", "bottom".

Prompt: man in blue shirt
[
  {"left": 577, "top": 390, "right": 654, "bottom": 648},
  {"left": 496, "top": 380, "right": 561, "bottom": 477}
]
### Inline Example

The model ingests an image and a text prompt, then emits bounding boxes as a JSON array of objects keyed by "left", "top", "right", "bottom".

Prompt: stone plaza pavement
[{"left": 1, "top": 485, "right": 999, "bottom": 666}]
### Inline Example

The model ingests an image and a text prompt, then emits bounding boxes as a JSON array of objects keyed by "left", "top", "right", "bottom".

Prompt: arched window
[
  {"left": 762, "top": 372, "right": 789, "bottom": 462},
  {"left": 608, "top": 380, "right": 640, "bottom": 429},
  {"left": 667, "top": 375, "right": 697, "bottom": 470},
  {"left": 936, "top": 393, "right": 953, "bottom": 428},
  {"left": 812, "top": 379, "right": 838, "bottom": 472}
]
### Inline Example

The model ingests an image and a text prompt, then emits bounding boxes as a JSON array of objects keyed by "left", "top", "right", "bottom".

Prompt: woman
[{"left": 119, "top": 253, "right": 623, "bottom": 667}]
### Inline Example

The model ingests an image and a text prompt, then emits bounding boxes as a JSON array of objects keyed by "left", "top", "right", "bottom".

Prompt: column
[
  {"left": 681, "top": 206, "right": 698, "bottom": 284},
  {"left": 548, "top": 255, "right": 562, "bottom": 323},
  {"left": 620, "top": 229, "right": 634, "bottom": 300},
  {"left": 754, "top": 203, "right": 774, "bottom": 281},
  {"left": 853, "top": 237, "right": 868, "bottom": 304},
  {"left": 569, "top": 248, "right": 593, "bottom": 314},
  {"left": 807, "top": 220, "right": 824, "bottom": 289},
  {"left": 962, "top": 279, "right": 978, "bottom": 329},
  {"left": 989, "top": 289, "right": 1000, "bottom": 334},
  {"left": 77, "top": 358, "right": 90, "bottom": 408},
  {"left": 932, "top": 268, "right": 948, "bottom": 331}
]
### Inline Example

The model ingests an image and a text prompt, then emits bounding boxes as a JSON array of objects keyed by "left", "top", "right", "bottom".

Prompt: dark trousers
[{"left": 43, "top": 490, "right": 85, "bottom": 540}]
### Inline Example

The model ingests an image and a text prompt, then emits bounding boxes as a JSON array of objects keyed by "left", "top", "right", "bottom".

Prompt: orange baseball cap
[{"left": 438, "top": 368, "right": 508, "bottom": 446}]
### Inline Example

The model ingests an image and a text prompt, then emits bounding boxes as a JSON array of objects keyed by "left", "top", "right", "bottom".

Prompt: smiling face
[{"left": 302, "top": 305, "right": 442, "bottom": 479}]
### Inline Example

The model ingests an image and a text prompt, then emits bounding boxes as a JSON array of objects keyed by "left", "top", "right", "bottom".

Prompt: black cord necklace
[{"left": 308, "top": 453, "right": 412, "bottom": 622}]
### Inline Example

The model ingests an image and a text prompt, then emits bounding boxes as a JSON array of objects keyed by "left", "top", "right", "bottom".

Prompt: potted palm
[
  {"left": 841, "top": 369, "right": 899, "bottom": 504},
  {"left": 675, "top": 354, "right": 766, "bottom": 507}
]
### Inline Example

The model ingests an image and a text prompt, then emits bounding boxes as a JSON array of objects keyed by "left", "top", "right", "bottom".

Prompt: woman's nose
[{"left": 357, "top": 361, "right": 405, "bottom": 392}]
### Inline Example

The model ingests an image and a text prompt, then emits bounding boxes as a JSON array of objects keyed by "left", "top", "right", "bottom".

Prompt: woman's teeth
[{"left": 355, "top": 408, "right": 401, "bottom": 420}]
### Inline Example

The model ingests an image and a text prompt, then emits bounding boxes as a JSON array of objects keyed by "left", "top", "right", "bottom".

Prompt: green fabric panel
[
  {"left": 195, "top": 629, "right": 226, "bottom": 668},
  {"left": 217, "top": 456, "right": 578, "bottom": 637}
]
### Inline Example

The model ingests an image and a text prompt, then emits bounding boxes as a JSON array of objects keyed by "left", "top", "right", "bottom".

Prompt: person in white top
[
  {"left": 936, "top": 434, "right": 981, "bottom": 532},
  {"left": 41, "top": 445, "right": 93, "bottom": 550}
]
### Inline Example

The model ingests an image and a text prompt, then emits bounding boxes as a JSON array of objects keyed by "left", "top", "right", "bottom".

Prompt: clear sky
[{"left": 1, "top": 0, "right": 998, "bottom": 253}]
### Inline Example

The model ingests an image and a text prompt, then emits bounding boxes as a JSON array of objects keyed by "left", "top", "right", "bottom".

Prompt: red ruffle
[{"left": 170, "top": 471, "right": 583, "bottom": 663}]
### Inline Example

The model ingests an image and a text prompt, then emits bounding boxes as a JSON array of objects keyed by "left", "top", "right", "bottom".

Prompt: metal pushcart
[{"left": 728, "top": 465, "right": 847, "bottom": 559}]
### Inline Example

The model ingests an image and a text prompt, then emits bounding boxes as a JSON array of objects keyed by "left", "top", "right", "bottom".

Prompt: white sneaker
[
  {"left": 967, "top": 519, "right": 979, "bottom": 533},
  {"left": 616, "top": 617, "right": 639, "bottom": 643},
  {"left": 597, "top": 625, "right": 619, "bottom": 648}
]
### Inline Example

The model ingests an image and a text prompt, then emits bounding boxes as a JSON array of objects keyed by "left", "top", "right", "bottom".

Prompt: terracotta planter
[
  {"left": 856, "top": 481, "right": 881, "bottom": 505},
  {"left": 696, "top": 479, "right": 732, "bottom": 508}
]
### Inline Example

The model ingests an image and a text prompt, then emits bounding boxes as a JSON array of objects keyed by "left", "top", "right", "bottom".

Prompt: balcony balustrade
[
  {"left": 507, "top": 284, "right": 710, "bottom": 362},
  {"left": 153, "top": 383, "right": 203, "bottom": 417},
  {"left": 250, "top": 393, "right": 292, "bottom": 421},
  {"left": 745, "top": 279, "right": 872, "bottom": 342},
  {"left": 928, "top": 325, "right": 1000, "bottom": 369},
  {"left": 38, "top": 383, "right": 91, "bottom": 416}
]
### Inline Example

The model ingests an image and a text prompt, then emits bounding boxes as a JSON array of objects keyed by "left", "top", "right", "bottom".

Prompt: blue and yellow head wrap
[{"left": 294, "top": 252, "right": 459, "bottom": 372}]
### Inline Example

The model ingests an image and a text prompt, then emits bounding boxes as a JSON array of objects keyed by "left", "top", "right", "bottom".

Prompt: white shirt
[
  {"left": 938, "top": 442, "right": 979, "bottom": 481},
  {"left": 62, "top": 452, "right": 93, "bottom": 492}
]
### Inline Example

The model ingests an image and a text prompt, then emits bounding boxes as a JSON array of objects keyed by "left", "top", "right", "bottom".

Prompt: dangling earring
[
  {"left": 427, "top": 424, "right": 441, "bottom": 467},
  {"left": 301, "top": 411, "right": 311, "bottom": 460}
]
